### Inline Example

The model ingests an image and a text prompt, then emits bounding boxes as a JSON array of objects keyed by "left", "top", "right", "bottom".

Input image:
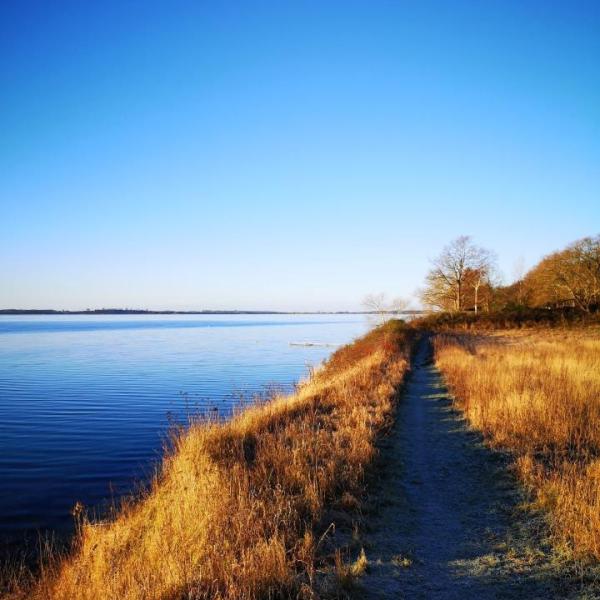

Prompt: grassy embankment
[
  {"left": 432, "top": 325, "right": 600, "bottom": 561},
  {"left": 15, "top": 320, "right": 413, "bottom": 600}
]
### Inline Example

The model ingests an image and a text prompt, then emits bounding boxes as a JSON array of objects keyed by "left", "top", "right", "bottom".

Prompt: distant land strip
[{"left": 0, "top": 308, "right": 424, "bottom": 316}]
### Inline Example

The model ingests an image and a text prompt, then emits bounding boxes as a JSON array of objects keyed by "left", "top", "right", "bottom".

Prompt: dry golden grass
[
  {"left": 434, "top": 327, "right": 600, "bottom": 560},
  {"left": 11, "top": 321, "right": 412, "bottom": 600}
]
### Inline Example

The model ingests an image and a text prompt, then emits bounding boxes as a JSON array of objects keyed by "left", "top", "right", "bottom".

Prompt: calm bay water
[{"left": 0, "top": 314, "right": 367, "bottom": 554}]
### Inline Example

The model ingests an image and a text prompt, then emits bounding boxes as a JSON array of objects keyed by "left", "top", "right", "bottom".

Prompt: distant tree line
[{"left": 420, "top": 234, "right": 600, "bottom": 314}]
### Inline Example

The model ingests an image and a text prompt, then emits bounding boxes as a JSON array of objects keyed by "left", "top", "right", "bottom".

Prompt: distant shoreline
[{"left": 0, "top": 309, "right": 424, "bottom": 316}]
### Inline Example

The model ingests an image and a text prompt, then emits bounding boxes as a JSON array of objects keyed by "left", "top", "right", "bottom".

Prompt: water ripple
[{"left": 0, "top": 314, "right": 366, "bottom": 553}]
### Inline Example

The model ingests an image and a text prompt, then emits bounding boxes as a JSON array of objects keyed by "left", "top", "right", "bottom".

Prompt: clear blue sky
[{"left": 1, "top": 1, "right": 599, "bottom": 311}]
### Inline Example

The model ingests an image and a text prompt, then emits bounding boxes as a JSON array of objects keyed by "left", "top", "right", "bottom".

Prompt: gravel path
[{"left": 355, "top": 336, "right": 598, "bottom": 599}]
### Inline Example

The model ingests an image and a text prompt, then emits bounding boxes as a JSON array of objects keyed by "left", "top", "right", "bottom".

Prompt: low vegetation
[
  {"left": 11, "top": 321, "right": 413, "bottom": 600},
  {"left": 414, "top": 306, "right": 600, "bottom": 331},
  {"left": 434, "top": 328, "right": 600, "bottom": 560}
]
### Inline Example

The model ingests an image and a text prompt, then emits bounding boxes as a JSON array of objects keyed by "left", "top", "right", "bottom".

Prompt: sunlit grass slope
[
  {"left": 434, "top": 328, "right": 600, "bottom": 560},
  {"left": 26, "top": 320, "right": 412, "bottom": 600}
]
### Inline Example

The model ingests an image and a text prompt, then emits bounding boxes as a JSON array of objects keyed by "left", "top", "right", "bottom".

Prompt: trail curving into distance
[{"left": 356, "top": 337, "right": 593, "bottom": 599}]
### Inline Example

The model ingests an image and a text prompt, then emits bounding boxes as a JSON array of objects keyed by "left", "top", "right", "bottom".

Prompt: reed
[
  {"left": 11, "top": 320, "right": 412, "bottom": 600},
  {"left": 434, "top": 328, "right": 600, "bottom": 560}
]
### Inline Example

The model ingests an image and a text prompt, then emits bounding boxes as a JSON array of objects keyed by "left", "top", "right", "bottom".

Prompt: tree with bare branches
[
  {"left": 421, "top": 236, "right": 496, "bottom": 312},
  {"left": 362, "top": 293, "right": 408, "bottom": 323},
  {"left": 524, "top": 235, "right": 600, "bottom": 312}
]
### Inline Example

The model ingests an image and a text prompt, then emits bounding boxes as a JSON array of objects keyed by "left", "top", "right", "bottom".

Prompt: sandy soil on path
[{"left": 353, "top": 337, "right": 599, "bottom": 599}]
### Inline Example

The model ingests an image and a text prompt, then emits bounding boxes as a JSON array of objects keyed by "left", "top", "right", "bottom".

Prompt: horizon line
[{"left": 0, "top": 308, "right": 424, "bottom": 316}]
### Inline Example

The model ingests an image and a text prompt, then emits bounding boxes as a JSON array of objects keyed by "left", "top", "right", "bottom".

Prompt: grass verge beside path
[
  {"left": 9, "top": 320, "right": 413, "bottom": 600},
  {"left": 434, "top": 328, "right": 600, "bottom": 562}
]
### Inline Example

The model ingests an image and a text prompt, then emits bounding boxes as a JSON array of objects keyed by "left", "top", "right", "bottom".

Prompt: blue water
[{"left": 0, "top": 314, "right": 367, "bottom": 553}]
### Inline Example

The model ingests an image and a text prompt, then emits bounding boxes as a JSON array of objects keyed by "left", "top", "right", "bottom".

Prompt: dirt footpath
[{"left": 355, "top": 337, "right": 599, "bottom": 599}]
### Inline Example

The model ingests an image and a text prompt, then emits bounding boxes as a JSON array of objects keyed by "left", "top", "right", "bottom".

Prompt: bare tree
[
  {"left": 465, "top": 248, "right": 497, "bottom": 314},
  {"left": 362, "top": 293, "right": 408, "bottom": 324},
  {"left": 522, "top": 235, "right": 600, "bottom": 312},
  {"left": 421, "top": 236, "right": 496, "bottom": 312},
  {"left": 511, "top": 256, "right": 526, "bottom": 306}
]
